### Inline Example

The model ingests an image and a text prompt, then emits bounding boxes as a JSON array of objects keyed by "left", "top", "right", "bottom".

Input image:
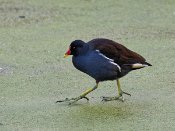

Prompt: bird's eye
[{"left": 73, "top": 47, "right": 76, "bottom": 49}]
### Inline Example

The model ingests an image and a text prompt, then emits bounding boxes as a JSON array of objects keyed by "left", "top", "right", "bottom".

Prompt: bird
[{"left": 57, "top": 38, "right": 152, "bottom": 105}]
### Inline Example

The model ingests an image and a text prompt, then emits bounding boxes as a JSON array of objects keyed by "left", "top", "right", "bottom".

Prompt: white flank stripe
[{"left": 96, "top": 50, "right": 121, "bottom": 72}]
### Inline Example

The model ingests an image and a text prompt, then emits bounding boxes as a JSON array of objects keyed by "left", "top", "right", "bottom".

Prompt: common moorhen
[{"left": 57, "top": 38, "right": 152, "bottom": 104}]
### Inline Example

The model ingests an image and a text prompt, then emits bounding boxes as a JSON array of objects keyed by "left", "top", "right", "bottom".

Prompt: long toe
[
  {"left": 68, "top": 98, "right": 80, "bottom": 105},
  {"left": 68, "top": 96, "right": 89, "bottom": 105},
  {"left": 56, "top": 97, "right": 75, "bottom": 103},
  {"left": 101, "top": 96, "right": 121, "bottom": 102},
  {"left": 121, "top": 91, "right": 131, "bottom": 96},
  {"left": 56, "top": 96, "right": 89, "bottom": 104}
]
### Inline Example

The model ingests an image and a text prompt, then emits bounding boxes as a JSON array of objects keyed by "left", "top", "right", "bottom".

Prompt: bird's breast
[{"left": 72, "top": 56, "right": 88, "bottom": 74}]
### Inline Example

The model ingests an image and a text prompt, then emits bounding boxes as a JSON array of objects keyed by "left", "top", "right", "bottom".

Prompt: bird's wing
[{"left": 88, "top": 38, "right": 147, "bottom": 66}]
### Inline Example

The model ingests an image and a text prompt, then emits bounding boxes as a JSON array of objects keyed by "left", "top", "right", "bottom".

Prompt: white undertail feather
[{"left": 132, "top": 63, "right": 148, "bottom": 69}]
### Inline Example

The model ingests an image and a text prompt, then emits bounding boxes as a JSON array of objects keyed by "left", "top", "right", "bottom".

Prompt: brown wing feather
[{"left": 88, "top": 38, "right": 146, "bottom": 66}]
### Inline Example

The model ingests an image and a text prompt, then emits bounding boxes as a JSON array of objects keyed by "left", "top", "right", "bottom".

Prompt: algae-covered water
[{"left": 0, "top": 0, "right": 175, "bottom": 130}]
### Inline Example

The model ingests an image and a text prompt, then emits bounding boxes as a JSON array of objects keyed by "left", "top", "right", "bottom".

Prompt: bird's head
[{"left": 64, "top": 40, "right": 86, "bottom": 58}]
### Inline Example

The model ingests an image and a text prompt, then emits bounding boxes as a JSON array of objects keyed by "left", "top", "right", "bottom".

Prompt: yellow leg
[
  {"left": 56, "top": 82, "right": 99, "bottom": 105},
  {"left": 117, "top": 79, "right": 122, "bottom": 96},
  {"left": 80, "top": 83, "right": 98, "bottom": 98},
  {"left": 102, "top": 79, "right": 131, "bottom": 102},
  {"left": 117, "top": 79, "right": 131, "bottom": 96}
]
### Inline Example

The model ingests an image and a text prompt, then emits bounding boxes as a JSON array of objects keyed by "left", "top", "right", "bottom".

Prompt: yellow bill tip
[{"left": 64, "top": 54, "right": 69, "bottom": 58}]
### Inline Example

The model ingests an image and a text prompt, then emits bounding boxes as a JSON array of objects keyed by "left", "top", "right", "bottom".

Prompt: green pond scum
[{"left": 0, "top": 0, "right": 175, "bottom": 131}]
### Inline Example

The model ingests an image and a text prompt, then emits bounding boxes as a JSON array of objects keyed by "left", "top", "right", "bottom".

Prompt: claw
[{"left": 56, "top": 98, "right": 67, "bottom": 103}]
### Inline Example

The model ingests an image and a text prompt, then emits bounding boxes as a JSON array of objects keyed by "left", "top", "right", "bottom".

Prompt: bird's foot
[
  {"left": 102, "top": 96, "right": 122, "bottom": 102},
  {"left": 56, "top": 96, "right": 89, "bottom": 105},
  {"left": 102, "top": 90, "right": 131, "bottom": 102}
]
